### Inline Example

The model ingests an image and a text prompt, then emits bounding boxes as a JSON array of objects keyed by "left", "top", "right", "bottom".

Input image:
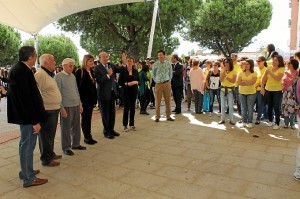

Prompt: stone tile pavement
[{"left": 0, "top": 101, "right": 300, "bottom": 198}]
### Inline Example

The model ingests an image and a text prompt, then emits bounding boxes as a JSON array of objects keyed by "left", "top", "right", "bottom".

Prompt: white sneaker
[
  {"left": 267, "top": 122, "right": 273, "bottom": 127},
  {"left": 273, "top": 124, "right": 280, "bottom": 130},
  {"left": 247, "top": 123, "right": 253, "bottom": 128},
  {"left": 129, "top": 126, "right": 136, "bottom": 131},
  {"left": 123, "top": 127, "right": 128, "bottom": 132},
  {"left": 241, "top": 123, "right": 246, "bottom": 127}
]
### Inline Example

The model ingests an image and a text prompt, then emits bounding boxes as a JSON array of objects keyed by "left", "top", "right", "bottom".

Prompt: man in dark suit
[
  {"left": 7, "top": 46, "right": 48, "bottom": 188},
  {"left": 171, "top": 54, "right": 184, "bottom": 114},
  {"left": 94, "top": 51, "right": 121, "bottom": 139}
]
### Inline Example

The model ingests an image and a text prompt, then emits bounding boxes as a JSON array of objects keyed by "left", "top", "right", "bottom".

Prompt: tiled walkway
[{"left": 0, "top": 101, "right": 300, "bottom": 198}]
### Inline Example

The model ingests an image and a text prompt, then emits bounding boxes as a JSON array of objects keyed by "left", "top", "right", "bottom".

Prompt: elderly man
[
  {"left": 152, "top": 50, "right": 174, "bottom": 122},
  {"left": 55, "top": 58, "right": 86, "bottom": 156},
  {"left": 94, "top": 52, "right": 121, "bottom": 139},
  {"left": 35, "top": 54, "right": 62, "bottom": 167},
  {"left": 7, "top": 46, "right": 48, "bottom": 188}
]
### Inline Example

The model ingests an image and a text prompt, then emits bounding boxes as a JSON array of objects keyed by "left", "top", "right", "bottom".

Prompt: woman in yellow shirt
[
  {"left": 261, "top": 55, "right": 285, "bottom": 130},
  {"left": 237, "top": 59, "right": 257, "bottom": 128},
  {"left": 219, "top": 58, "right": 237, "bottom": 125},
  {"left": 254, "top": 56, "right": 268, "bottom": 124}
]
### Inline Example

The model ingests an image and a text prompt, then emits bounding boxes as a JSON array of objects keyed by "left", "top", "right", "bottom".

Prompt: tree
[
  {"left": 186, "top": 0, "right": 272, "bottom": 57},
  {"left": 23, "top": 35, "right": 80, "bottom": 66},
  {"left": 0, "top": 24, "right": 21, "bottom": 66},
  {"left": 57, "top": 0, "right": 198, "bottom": 60}
]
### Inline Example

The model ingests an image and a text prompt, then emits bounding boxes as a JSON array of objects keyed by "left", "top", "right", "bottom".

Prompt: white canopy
[{"left": 0, "top": 0, "right": 144, "bottom": 34}]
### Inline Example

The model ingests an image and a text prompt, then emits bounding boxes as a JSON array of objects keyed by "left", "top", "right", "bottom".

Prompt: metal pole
[
  {"left": 147, "top": 0, "right": 159, "bottom": 58},
  {"left": 33, "top": 34, "right": 39, "bottom": 67}
]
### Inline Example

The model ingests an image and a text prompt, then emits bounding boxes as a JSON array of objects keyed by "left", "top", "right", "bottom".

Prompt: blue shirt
[{"left": 152, "top": 60, "right": 173, "bottom": 83}]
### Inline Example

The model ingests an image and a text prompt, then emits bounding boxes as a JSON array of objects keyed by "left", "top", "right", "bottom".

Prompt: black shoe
[
  {"left": 175, "top": 112, "right": 181, "bottom": 114},
  {"left": 172, "top": 109, "right": 177, "bottom": 112},
  {"left": 111, "top": 131, "right": 120, "bottom": 137},
  {"left": 63, "top": 150, "right": 74, "bottom": 156},
  {"left": 84, "top": 138, "right": 96, "bottom": 145},
  {"left": 72, "top": 145, "right": 86, "bottom": 150},
  {"left": 155, "top": 118, "right": 159, "bottom": 122},
  {"left": 167, "top": 117, "right": 175, "bottom": 121},
  {"left": 104, "top": 134, "right": 115, "bottom": 139},
  {"left": 144, "top": 111, "right": 150, "bottom": 115}
]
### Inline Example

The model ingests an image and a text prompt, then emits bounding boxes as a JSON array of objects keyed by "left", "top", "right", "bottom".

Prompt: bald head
[
  {"left": 99, "top": 52, "right": 109, "bottom": 64},
  {"left": 39, "top": 54, "right": 56, "bottom": 72}
]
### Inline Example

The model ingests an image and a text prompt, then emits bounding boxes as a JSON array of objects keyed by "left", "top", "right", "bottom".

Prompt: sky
[{"left": 20, "top": 0, "right": 292, "bottom": 59}]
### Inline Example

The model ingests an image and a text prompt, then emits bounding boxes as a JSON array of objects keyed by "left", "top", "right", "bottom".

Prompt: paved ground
[{"left": 0, "top": 100, "right": 300, "bottom": 199}]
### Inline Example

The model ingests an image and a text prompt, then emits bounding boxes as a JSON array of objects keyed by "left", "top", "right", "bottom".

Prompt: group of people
[{"left": 6, "top": 44, "right": 300, "bottom": 188}]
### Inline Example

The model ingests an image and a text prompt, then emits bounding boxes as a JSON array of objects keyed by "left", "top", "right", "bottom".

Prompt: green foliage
[
  {"left": 57, "top": 0, "right": 197, "bottom": 60},
  {"left": 186, "top": 0, "right": 272, "bottom": 57},
  {"left": 0, "top": 24, "right": 21, "bottom": 66},
  {"left": 23, "top": 35, "right": 80, "bottom": 66}
]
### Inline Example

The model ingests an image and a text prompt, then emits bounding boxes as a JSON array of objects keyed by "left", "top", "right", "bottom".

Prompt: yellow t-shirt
[
  {"left": 221, "top": 70, "right": 237, "bottom": 91},
  {"left": 233, "top": 63, "right": 242, "bottom": 87},
  {"left": 254, "top": 66, "right": 267, "bottom": 91},
  {"left": 265, "top": 66, "right": 285, "bottom": 91},
  {"left": 238, "top": 71, "right": 257, "bottom": 95}
]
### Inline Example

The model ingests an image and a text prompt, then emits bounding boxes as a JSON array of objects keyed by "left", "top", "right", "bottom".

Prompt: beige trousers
[{"left": 155, "top": 81, "right": 171, "bottom": 119}]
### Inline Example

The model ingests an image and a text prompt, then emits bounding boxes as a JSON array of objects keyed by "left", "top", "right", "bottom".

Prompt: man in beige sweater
[{"left": 34, "top": 54, "right": 62, "bottom": 166}]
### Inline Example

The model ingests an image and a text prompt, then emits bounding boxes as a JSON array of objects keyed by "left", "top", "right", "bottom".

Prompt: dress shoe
[
  {"left": 155, "top": 118, "right": 159, "bottom": 122},
  {"left": 19, "top": 169, "right": 40, "bottom": 180},
  {"left": 167, "top": 117, "right": 175, "bottom": 121},
  {"left": 23, "top": 177, "right": 48, "bottom": 188},
  {"left": 172, "top": 109, "right": 177, "bottom": 112},
  {"left": 72, "top": 145, "right": 87, "bottom": 150},
  {"left": 43, "top": 160, "right": 60, "bottom": 167},
  {"left": 111, "top": 131, "right": 120, "bottom": 136},
  {"left": 63, "top": 149, "right": 74, "bottom": 156},
  {"left": 104, "top": 134, "right": 115, "bottom": 139},
  {"left": 175, "top": 112, "right": 181, "bottom": 114},
  {"left": 84, "top": 138, "right": 96, "bottom": 145},
  {"left": 53, "top": 155, "right": 62, "bottom": 160}
]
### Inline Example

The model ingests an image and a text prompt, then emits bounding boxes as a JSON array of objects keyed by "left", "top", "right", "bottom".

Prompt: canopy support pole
[
  {"left": 33, "top": 34, "right": 38, "bottom": 67},
  {"left": 147, "top": 0, "right": 159, "bottom": 58}
]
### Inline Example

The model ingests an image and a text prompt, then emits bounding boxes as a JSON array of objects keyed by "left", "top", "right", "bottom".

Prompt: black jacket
[
  {"left": 75, "top": 68, "right": 97, "bottom": 106},
  {"left": 171, "top": 62, "right": 184, "bottom": 87},
  {"left": 7, "top": 61, "right": 46, "bottom": 125},
  {"left": 94, "top": 63, "right": 118, "bottom": 101}
]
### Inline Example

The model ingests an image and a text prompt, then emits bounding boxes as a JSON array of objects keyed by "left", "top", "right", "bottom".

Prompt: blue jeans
[
  {"left": 284, "top": 113, "right": 295, "bottom": 127},
  {"left": 265, "top": 90, "right": 282, "bottom": 125},
  {"left": 193, "top": 89, "right": 203, "bottom": 113},
  {"left": 209, "top": 89, "right": 221, "bottom": 112},
  {"left": 19, "top": 125, "right": 37, "bottom": 187},
  {"left": 239, "top": 93, "right": 256, "bottom": 124},
  {"left": 220, "top": 90, "right": 234, "bottom": 121}
]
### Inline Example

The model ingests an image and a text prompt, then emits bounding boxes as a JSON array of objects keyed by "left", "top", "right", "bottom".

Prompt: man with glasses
[{"left": 55, "top": 58, "right": 86, "bottom": 156}]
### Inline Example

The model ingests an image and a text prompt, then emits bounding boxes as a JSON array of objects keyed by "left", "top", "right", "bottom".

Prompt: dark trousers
[
  {"left": 209, "top": 89, "right": 221, "bottom": 112},
  {"left": 99, "top": 91, "right": 116, "bottom": 135},
  {"left": 81, "top": 104, "right": 94, "bottom": 140},
  {"left": 193, "top": 89, "right": 203, "bottom": 113},
  {"left": 172, "top": 86, "right": 183, "bottom": 112},
  {"left": 265, "top": 90, "right": 282, "bottom": 125},
  {"left": 150, "top": 87, "right": 155, "bottom": 106},
  {"left": 140, "top": 93, "right": 150, "bottom": 112},
  {"left": 38, "top": 109, "right": 59, "bottom": 165},
  {"left": 123, "top": 91, "right": 137, "bottom": 127}
]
